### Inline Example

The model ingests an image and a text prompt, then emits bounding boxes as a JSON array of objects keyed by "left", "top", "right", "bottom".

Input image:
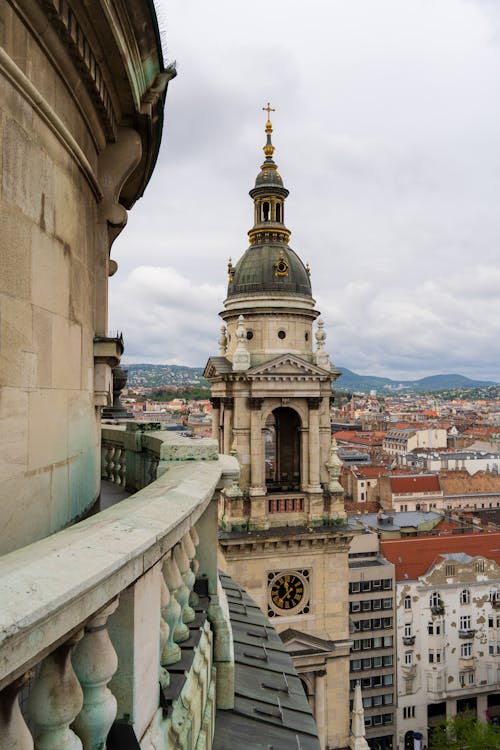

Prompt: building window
[
  {"left": 460, "top": 615, "right": 471, "bottom": 630},
  {"left": 404, "top": 651, "right": 413, "bottom": 665},
  {"left": 461, "top": 642, "right": 472, "bottom": 658},
  {"left": 445, "top": 563, "right": 456, "bottom": 576},
  {"left": 350, "top": 582, "right": 360, "bottom": 593},
  {"left": 460, "top": 589, "right": 470, "bottom": 605},
  {"left": 362, "top": 581, "right": 371, "bottom": 592},
  {"left": 459, "top": 671, "right": 474, "bottom": 687},
  {"left": 476, "top": 559, "right": 485, "bottom": 573},
  {"left": 429, "top": 649, "right": 442, "bottom": 663},
  {"left": 383, "top": 674, "right": 394, "bottom": 686},
  {"left": 403, "top": 706, "right": 416, "bottom": 719},
  {"left": 404, "top": 624, "right": 412, "bottom": 637},
  {"left": 351, "top": 601, "right": 361, "bottom": 613},
  {"left": 382, "top": 598, "right": 392, "bottom": 609},
  {"left": 383, "top": 579, "right": 392, "bottom": 589},
  {"left": 430, "top": 592, "right": 440, "bottom": 608},
  {"left": 404, "top": 595, "right": 411, "bottom": 610}
]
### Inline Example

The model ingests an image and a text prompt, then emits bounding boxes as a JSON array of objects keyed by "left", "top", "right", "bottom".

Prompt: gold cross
[{"left": 262, "top": 102, "right": 275, "bottom": 118}]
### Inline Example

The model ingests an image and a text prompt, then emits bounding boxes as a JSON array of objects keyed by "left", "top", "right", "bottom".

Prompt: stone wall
[{"left": 0, "top": 1, "right": 171, "bottom": 553}]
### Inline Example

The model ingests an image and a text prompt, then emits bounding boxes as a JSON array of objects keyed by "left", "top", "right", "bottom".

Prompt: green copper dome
[{"left": 227, "top": 244, "right": 312, "bottom": 298}]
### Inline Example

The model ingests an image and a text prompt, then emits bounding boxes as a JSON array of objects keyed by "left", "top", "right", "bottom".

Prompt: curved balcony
[{"left": 0, "top": 426, "right": 238, "bottom": 749}]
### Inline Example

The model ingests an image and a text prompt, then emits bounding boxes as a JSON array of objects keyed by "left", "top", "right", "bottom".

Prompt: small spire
[{"left": 262, "top": 102, "right": 275, "bottom": 159}]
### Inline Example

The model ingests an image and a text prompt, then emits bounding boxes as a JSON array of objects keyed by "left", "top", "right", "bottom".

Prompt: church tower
[{"left": 205, "top": 108, "right": 356, "bottom": 749}]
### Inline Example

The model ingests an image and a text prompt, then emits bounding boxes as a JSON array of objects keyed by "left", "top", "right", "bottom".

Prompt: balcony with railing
[{"left": 0, "top": 425, "right": 239, "bottom": 749}]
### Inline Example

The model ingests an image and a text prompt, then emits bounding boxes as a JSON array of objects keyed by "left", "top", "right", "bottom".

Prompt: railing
[{"left": 0, "top": 425, "right": 238, "bottom": 750}]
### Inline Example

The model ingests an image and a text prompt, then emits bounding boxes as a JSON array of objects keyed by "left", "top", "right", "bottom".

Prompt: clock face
[{"left": 268, "top": 570, "right": 310, "bottom": 616}]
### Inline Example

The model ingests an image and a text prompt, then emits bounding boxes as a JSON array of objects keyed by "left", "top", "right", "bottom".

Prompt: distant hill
[
  {"left": 123, "top": 362, "right": 497, "bottom": 394},
  {"left": 335, "top": 367, "right": 497, "bottom": 394}
]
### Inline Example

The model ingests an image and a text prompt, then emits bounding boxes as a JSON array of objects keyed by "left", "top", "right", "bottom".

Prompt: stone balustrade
[{"left": 0, "top": 426, "right": 238, "bottom": 750}]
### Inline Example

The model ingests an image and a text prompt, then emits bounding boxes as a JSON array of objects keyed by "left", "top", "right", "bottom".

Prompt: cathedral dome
[{"left": 227, "top": 244, "right": 312, "bottom": 299}]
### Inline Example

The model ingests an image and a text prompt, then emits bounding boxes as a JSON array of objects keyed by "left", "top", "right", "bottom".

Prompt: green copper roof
[{"left": 227, "top": 243, "right": 312, "bottom": 298}]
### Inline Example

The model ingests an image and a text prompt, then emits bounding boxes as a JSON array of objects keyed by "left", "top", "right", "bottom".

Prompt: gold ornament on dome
[{"left": 274, "top": 248, "right": 289, "bottom": 277}]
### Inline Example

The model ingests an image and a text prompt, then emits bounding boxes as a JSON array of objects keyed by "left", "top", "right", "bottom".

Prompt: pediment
[
  {"left": 203, "top": 356, "right": 232, "bottom": 380},
  {"left": 247, "top": 354, "right": 331, "bottom": 379},
  {"left": 280, "top": 628, "right": 335, "bottom": 654}
]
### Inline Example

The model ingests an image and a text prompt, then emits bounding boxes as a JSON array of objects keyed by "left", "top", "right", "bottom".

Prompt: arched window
[
  {"left": 262, "top": 201, "right": 270, "bottom": 221},
  {"left": 276, "top": 202, "right": 281, "bottom": 222},
  {"left": 265, "top": 407, "right": 301, "bottom": 492},
  {"left": 404, "top": 595, "right": 411, "bottom": 610},
  {"left": 460, "top": 589, "right": 470, "bottom": 605},
  {"left": 430, "top": 592, "right": 440, "bottom": 608}
]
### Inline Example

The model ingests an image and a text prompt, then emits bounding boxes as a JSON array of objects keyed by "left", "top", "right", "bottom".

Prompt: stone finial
[
  {"left": 232, "top": 315, "right": 251, "bottom": 371},
  {"left": 315, "top": 318, "right": 331, "bottom": 369},
  {"left": 218, "top": 325, "right": 228, "bottom": 355},
  {"left": 326, "top": 436, "right": 347, "bottom": 523},
  {"left": 350, "top": 682, "right": 370, "bottom": 750},
  {"left": 326, "top": 437, "right": 343, "bottom": 494}
]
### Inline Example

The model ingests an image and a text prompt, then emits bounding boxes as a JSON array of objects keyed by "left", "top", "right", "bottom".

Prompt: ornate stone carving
[
  {"left": 315, "top": 318, "right": 331, "bottom": 369},
  {"left": 163, "top": 554, "right": 189, "bottom": 643}
]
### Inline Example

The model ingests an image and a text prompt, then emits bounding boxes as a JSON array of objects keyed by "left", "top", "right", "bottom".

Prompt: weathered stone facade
[{"left": 0, "top": 0, "right": 174, "bottom": 553}]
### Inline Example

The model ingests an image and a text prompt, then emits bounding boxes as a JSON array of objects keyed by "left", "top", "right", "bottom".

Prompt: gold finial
[
  {"left": 228, "top": 257, "right": 234, "bottom": 282},
  {"left": 305, "top": 261, "right": 310, "bottom": 275},
  {"left": 262, "top": 102, "right": 275, "bottom": 158}
]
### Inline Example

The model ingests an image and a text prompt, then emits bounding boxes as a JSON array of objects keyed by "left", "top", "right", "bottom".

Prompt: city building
[
  {"left": 379, "top": 474, "right": 443, "bottom": 512},
  {"left": 383, "top": 428, "right": 447, "bottom": 457},
  {"left": 205, "top": 111, "right": 356, "bottom": 749},
  {"left": 348, "top": 531, "right": 396, "bottom": 750},
  {"left": 381, "top": 534, "right": 500, "bottom": 748}
]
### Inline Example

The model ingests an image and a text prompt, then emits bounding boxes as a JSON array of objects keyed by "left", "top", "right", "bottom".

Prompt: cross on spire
[{"left": 262, "top": 102, "right": 275, "bottom": 119}]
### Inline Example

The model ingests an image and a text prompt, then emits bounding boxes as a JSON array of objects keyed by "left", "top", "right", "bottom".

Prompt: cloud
[{"left": 110, "top": 0, "right": 500, "bottom": 381}]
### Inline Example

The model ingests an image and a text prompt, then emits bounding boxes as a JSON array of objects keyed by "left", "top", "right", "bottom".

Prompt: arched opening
[
  {"left": 404, "top": 731, "right": 414, "bottom": 750},
  {"left": 265, "top": 407, "right": 301, "bottom": 492},
  {"left": 262, "top": 201, "right": 270, "bottom": 221},
  {"left": 276, "top": 202, "right": 281, "bottom": 222}
]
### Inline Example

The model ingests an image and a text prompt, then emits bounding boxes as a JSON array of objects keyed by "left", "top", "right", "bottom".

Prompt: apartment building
[
  {"left": 349, "top": 531, "right": 396, "bottom": 750},
  {"left": 381, "top": 534, "right": 500, "bottom": 749}
]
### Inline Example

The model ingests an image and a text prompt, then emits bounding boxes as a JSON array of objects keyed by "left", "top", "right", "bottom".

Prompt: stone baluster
[
  {"left": 117, "top": 448, "right": 126, "bottom": 487},
  {"left": 159, "top": 572, "right": 180, "bottom": 673},
  {"left": 0, "top": 673, "right": 34, "bottom": 750},
  {"left": 104, "top": 444, "right": 114, "bottom": 481},
  {"left": 71, "top": 600, "right": 119, "bottom": 750},
  {"left": 113, "top": 445, "right": 122, "bottom": 484},
  {"left": 163, "top": 553, "right": 189, "bottom": 643},
  {"left": 28, "top": 633, "right": 84, "bottom": 750},
  {"left": 185, "top": 528, "right": 199, "bottom": 606},
  {"left": 174, "top": 539, "right": 195, "bottom": 624}
]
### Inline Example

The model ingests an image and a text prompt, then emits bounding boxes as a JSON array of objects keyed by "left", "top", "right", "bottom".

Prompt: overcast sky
[{"left": 110, "top": 0, "right": 500, "bottom": 381}]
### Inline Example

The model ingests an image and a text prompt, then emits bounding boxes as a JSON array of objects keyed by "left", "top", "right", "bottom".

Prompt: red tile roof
[
  {"left": 333, "top": 430, "right": 385, "bottom": 446},
  {"left": 381, "top": 532, "right": 500, "bottom": 581},
  {"left": 390, "top": 475, "right": 441, "bottom": 494},
  {"left": 352, "top": 466, "right": 387, "bottom": 479}
]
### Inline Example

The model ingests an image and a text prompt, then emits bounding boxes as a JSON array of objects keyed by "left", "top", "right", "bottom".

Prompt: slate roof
[{"left": 213, "top": 572, "right": 321, "bottom": 750}]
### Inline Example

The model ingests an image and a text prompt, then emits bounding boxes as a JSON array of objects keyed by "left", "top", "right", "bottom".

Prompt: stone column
[
  {"left": 249, "top": 398, "right": 265, "bottom": 495},
  {"left": 210, "top": 397, "right": 221, "bottom": 445},
  {"left": 300, "top": 426, "right": 309, "bottom": 489},
  {"left": 308, "top": 398, "right": 322, "bottom": 492},
  {"left": 222, "top": 398, "right": 233, "bottom": 456},
  {"left": 315, "top": 670, "right": 327, "bottom": 750}
]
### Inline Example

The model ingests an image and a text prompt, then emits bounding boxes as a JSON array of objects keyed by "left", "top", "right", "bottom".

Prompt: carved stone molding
[{"left": 39, "top": 0, "right": 117, "bottom": 140}]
